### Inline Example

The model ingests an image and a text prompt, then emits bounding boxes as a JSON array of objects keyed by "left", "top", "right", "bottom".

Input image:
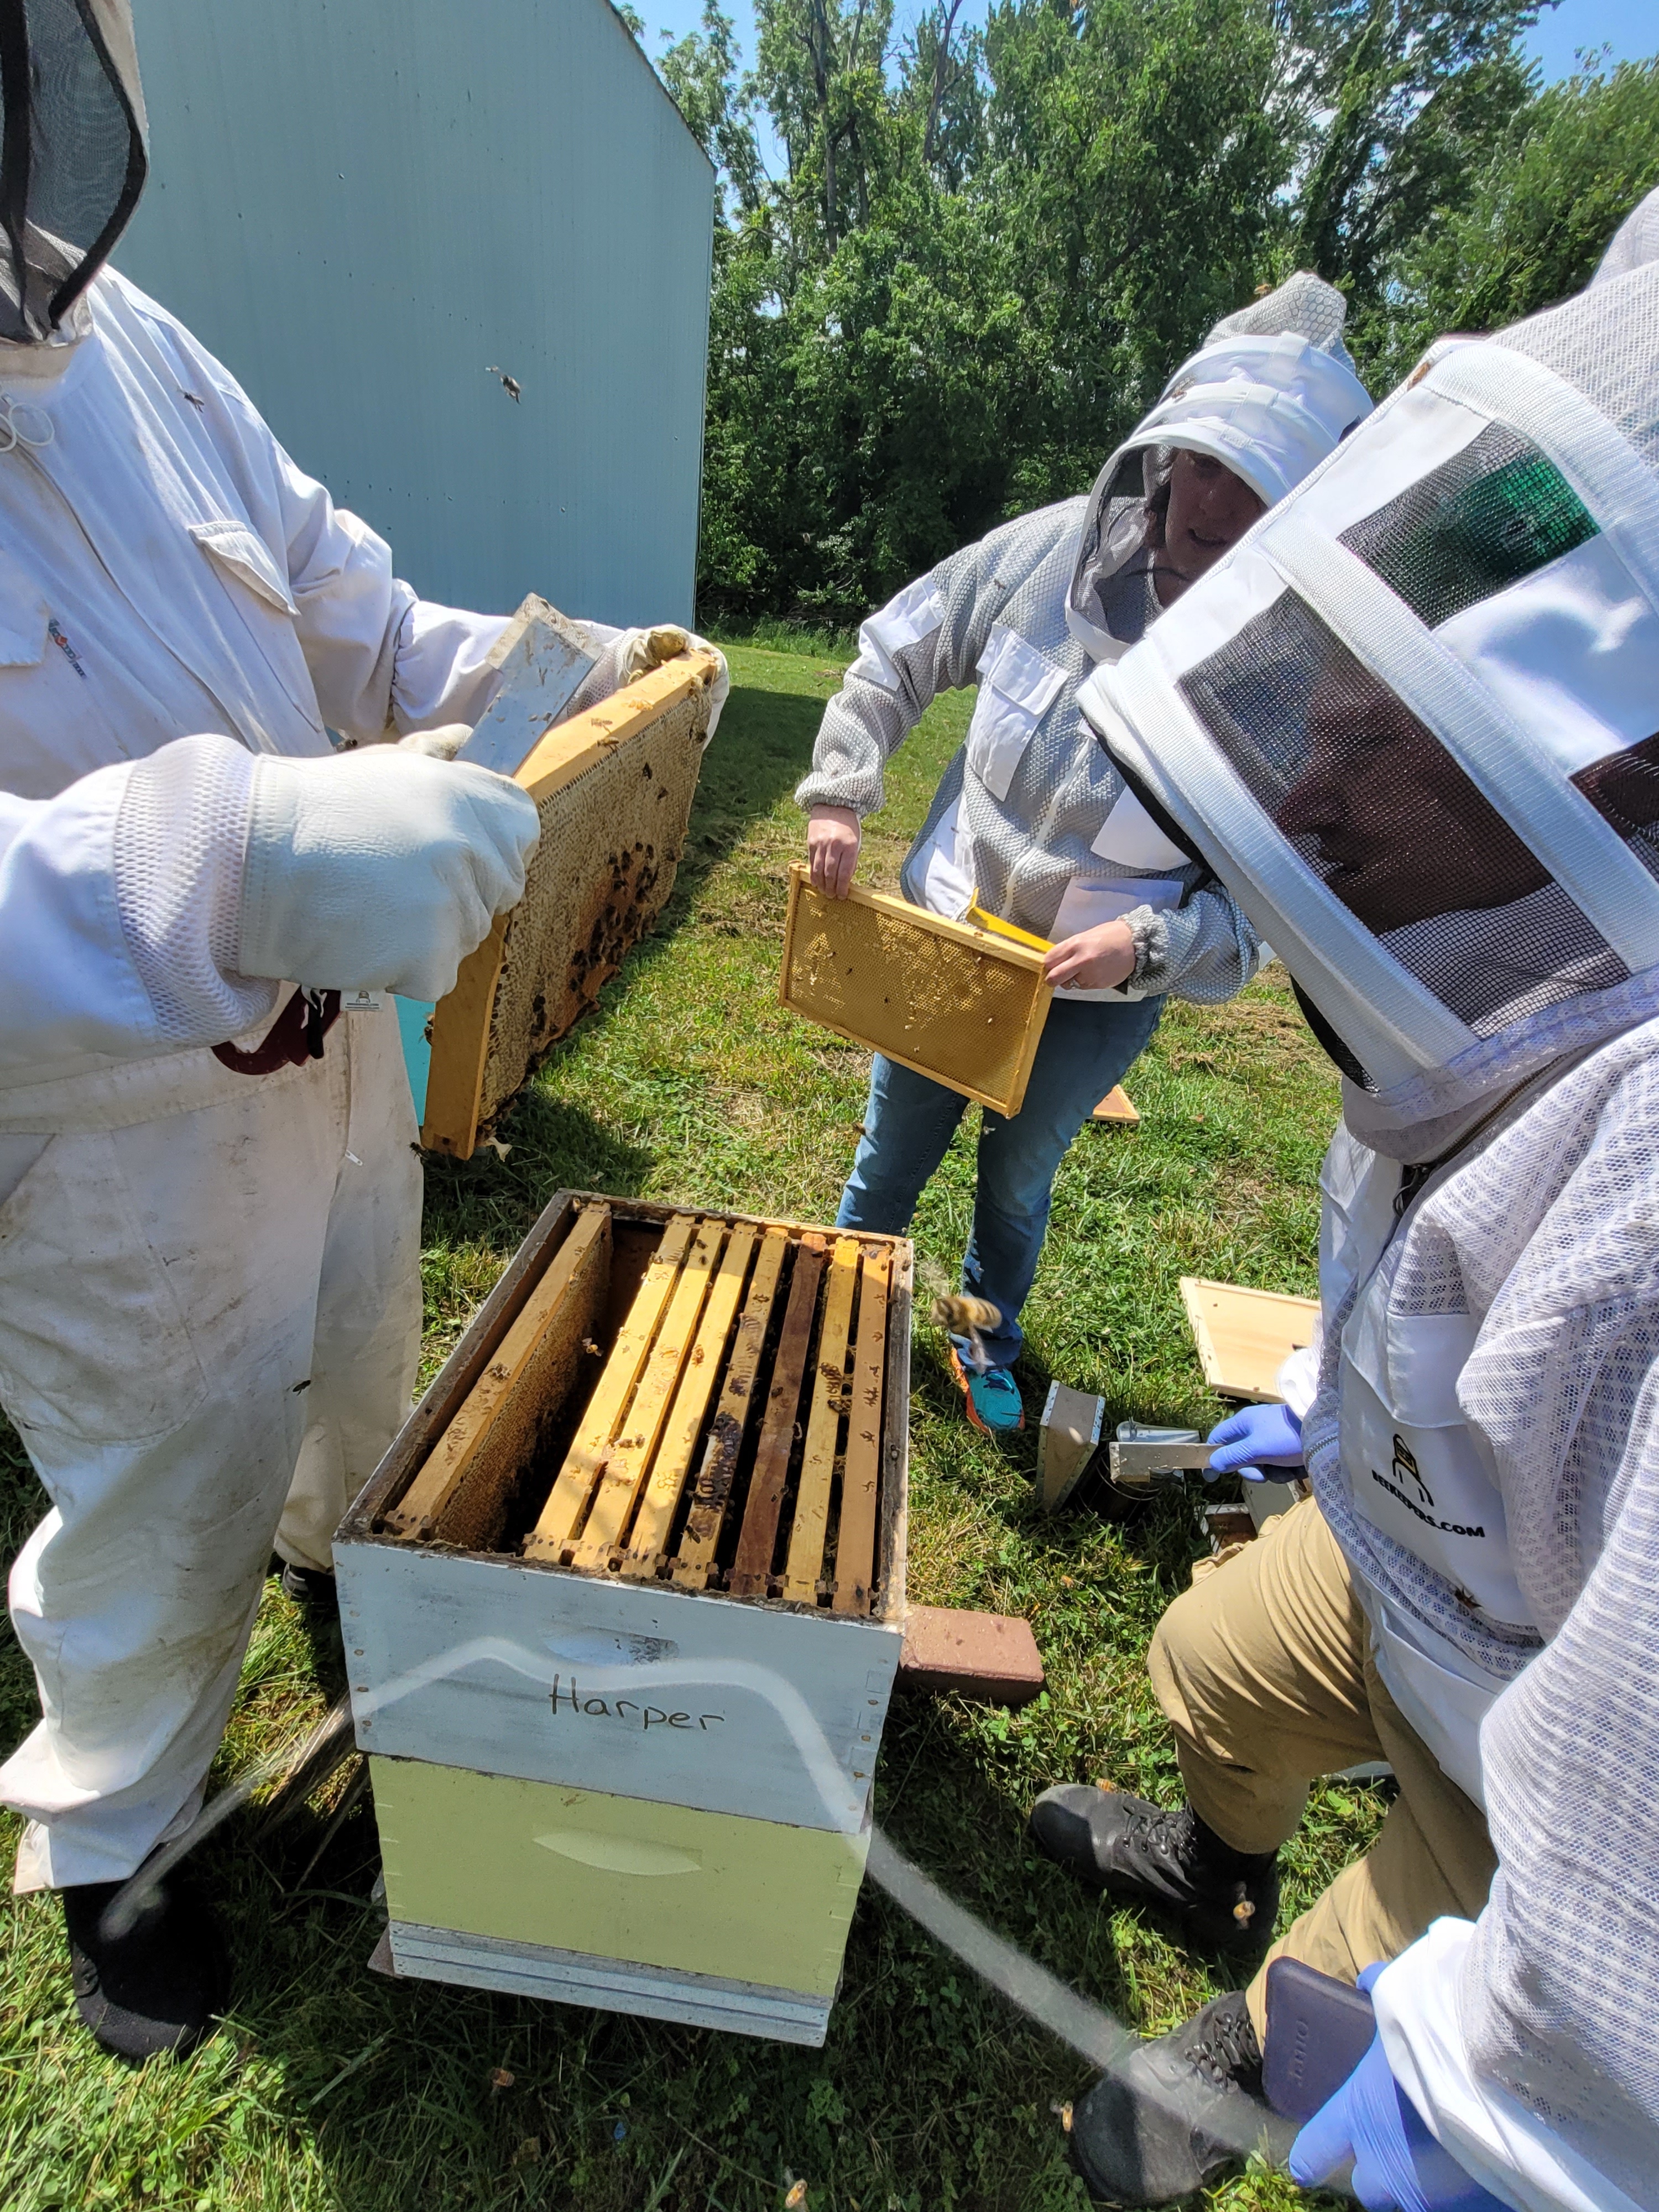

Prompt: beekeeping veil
[
  {"left": 1066, "top": 272, "right": 1373, "bottom": 662},
  {"left": 1077, "top": 219, "right": 1659, "bottom": 1153},
  {"left": 0, "top": 0, "right": 146, "bottom": 343}
]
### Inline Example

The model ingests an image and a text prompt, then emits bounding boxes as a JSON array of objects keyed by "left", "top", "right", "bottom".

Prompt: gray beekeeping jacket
[{"left": 796, "top": 272, "right": 1374, "bottom": 1003}]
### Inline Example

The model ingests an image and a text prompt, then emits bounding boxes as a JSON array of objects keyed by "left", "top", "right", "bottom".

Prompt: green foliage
[
  {"left": 1354, "top": 55, "right": 1659, "bottom": 385},
  {"left": 656, "top": 2, "right": 1656, "bottom": 625}
]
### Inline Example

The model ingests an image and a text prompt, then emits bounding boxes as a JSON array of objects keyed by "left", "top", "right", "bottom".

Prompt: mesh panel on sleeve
[
  {"left": 1339, "top": 425, "right": 1597, "bottom": 632},
  {"left": 112, "top": 733, "right": 277, "bottom": 1044},
  {"left": 1176, "top": 592, "right": 1627, "bottom": 1035},
  {"left": 1380, "top": 1032, "right": 1659, "bottom": 2198}
]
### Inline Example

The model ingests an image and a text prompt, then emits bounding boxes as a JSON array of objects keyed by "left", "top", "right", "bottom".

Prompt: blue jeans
[{"left": 836, "top": 993, "right": 1165, "bottom": 1369}]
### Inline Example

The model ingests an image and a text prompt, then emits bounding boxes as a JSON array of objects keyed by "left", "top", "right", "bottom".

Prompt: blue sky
[{"left": 636, "top": 0, "right": 1655, "bottom": 111}]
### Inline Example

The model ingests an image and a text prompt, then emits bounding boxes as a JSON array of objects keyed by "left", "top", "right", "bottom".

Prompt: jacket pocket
[
  {"left": 190, "top": 520, "right": 322, "bottom": 735},
  {"left": 964, "top": 627, "right": 1066, "bottom": 802}
]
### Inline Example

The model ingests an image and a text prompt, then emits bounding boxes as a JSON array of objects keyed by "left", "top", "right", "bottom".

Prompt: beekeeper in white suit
[
  {"left": 799, "top": 273, "right": 1372, "bottom": 1433},
  {"left": 1029, "top": 190, "right": 1659, "bottom": 2211},
  {"left": 0, "top": 0, "right": 723, "bottom": 2062}
]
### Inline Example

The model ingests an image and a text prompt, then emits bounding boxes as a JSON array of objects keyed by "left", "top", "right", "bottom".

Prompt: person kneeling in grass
[
  {"left": 1037, "top": 189, "right": 1659, "bottom": 2212},
  {"left": 797, "top": 273, "right": 1371, "bottom": 1433}
]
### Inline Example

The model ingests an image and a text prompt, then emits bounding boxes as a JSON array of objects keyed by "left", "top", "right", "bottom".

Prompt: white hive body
[{"left": 336, "top": 1191, "right": 912, "bottom": 2044}]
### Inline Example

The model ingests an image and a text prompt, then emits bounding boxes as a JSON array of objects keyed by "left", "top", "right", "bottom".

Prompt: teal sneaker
[{"left": 949, "top": 1344, "right": 1025, "bottom": 1434}]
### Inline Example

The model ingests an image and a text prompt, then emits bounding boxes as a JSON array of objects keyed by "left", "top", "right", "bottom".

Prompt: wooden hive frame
[
  {"left": 421, "top": 650, "right": 723, "bottom": 1160},
  {"left": 367, "top": 1196, "right": 909, "bottom": 1618},
  {"left": 1180, "top": 1276, "right": 1321, "bottom": 1402},
  {"left": 778, "top": 865, "right": 1053, "bottom": 1118}
]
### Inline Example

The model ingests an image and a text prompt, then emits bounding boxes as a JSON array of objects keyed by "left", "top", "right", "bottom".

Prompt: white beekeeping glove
[
  {"left": 237, "top": 746, "right": 540, "bottom": 1000},
  {"left": 575, "top": 625, "right": 731, "bottom": 739},
  {"left": 395, "top": 723, "right": 472, "bottom": 760}
]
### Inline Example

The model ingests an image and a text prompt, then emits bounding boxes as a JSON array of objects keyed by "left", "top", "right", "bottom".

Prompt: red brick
[{"left": 898, "top": 1604, "right": 1045, "bottom": 1708}]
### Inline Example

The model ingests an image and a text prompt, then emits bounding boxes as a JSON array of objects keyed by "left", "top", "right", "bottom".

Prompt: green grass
[{"left": 0, "top": 646, "right": 1374, "bottom": 2211}]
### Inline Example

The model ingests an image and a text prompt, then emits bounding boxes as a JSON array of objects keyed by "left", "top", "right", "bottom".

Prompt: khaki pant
[{"left": 1147, "top": 1496, "right": 1496, "bottom": 2040}]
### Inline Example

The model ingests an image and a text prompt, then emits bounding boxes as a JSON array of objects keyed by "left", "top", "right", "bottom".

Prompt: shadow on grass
[{"left": 420, "top": 1091, "right": 657, "bottom": 1263}]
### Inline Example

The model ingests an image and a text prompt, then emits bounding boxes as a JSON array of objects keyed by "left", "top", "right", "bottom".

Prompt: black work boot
[
  {"left": 1029, "top": 1783, "right": 1279, "bottom": 1954},
  {"left": 1070, "top": 1990, "right": 1277, "bottom": 2205},
  {"left": 62, "top": 1875, "right": 230, "bottom": 2062},
  {"left": 276, "top": 1559, "right": 338, "bottom": 1616}
]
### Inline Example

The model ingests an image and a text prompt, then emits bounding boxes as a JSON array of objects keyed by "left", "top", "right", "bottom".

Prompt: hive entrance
[{"left": 382, "top": 1204, "right": 898, "bottom": 1616}]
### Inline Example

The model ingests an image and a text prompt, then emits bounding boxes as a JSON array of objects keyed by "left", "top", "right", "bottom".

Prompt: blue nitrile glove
[
  {"left": 1289, "top": 1969, "right": 1506, "bottom": 2212},
  {"left": 1205, "top": 1402, "right": 1303, "bottom": 1481}
]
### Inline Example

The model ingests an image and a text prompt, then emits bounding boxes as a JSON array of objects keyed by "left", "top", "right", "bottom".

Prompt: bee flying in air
[{"left": 930, "top": 1293, "right": 1001, "bottom": 1374}]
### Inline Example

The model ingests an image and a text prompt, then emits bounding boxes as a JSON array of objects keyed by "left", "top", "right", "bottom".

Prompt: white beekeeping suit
[
  {"left": 0, "top": 0, "right": 695, "bottom": 2060},
  {"left": 1080, "top": 188, "right": 1659, "bottom": 2212},
  {"left": 797, "top": 272, "right": 1371, "bottom": 1001}
]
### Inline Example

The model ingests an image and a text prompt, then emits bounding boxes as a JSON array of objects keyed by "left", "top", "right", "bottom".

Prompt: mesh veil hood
[
  {"left": 1077, "top": 241, "right": 1659, "bottom": 1147},
  {"left": 0, "top": 0, "right": 145, "bottom": 343},
  {"left": 1065, "top": 272, "right": 1373, "bottom": 662}
]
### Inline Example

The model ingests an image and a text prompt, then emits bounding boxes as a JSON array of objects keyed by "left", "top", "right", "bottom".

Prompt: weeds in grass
[{"left": 0, "top": 646, "right": 1367, "bottom": 2211}]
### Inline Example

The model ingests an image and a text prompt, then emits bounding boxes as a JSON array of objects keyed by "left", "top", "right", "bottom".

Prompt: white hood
[
  {"left": 1077, "top": 248, "right": 1659, "bottom": 1146},
  {"left": 1066, "top": 271, "right": 1373, "bottom": 662}
]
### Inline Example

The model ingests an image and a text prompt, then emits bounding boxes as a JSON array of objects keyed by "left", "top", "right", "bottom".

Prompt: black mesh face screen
[
  {"left": 1177, "top": 588, "right": 1628, "bottom": 1036},
  {"left": 0, "top": 0, "right": 145, "bottom": 341},
  {"left": 1340, "top": 424, "right": 1597, "bottom": 632},
  {"left": 1574, "top": 731, "right": 1659, "bottom": 885}
]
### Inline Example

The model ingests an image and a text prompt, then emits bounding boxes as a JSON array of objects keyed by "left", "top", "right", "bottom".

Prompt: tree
[
  {"left": 1362, "top": 56, "right": 1659, "bottom": 384},
  {"left": 642, "top": 0, "right": 1657, "bottom": 625},
  {"left": 1280, "top": 0, "right": 1542, "bottom": 310}
]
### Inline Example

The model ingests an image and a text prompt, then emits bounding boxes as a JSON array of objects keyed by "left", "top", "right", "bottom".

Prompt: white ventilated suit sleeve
[
  {"left": 0, "top": 736, "right": 277, "bottom": 1077},
  {"left": 275, "top": 466, "right": 510, "bottom": 741},
  {"left": 795, "top": 529, "right": 1021, "bottom": 817},
  {"left": 1123, "top": 884, "right": 1265, "bottom": 1004},
  {"left": 1361, "top": 1050, "right": 1659, "bottom": 2210},
  {"left": 1373, "top": 1925, "right": 1648, "bottom": 2212}
]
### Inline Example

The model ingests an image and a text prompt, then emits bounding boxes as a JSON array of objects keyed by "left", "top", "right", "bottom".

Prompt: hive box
[{"left": 336, "top": 1190, "right": 911, "bottom": 2044}]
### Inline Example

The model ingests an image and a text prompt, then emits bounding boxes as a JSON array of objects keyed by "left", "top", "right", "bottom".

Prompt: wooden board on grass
[
  {"left": 1091, "top": 1085, "right": 1139, "bottom": 1125},
  {"left": 1180, "top": 1276, "right": 1321, "bottom": 1403}
]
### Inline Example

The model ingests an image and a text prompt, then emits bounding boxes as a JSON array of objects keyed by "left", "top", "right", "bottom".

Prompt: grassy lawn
[{"left": 0, "top": 644, "right": 1376, "bottom": 2212}]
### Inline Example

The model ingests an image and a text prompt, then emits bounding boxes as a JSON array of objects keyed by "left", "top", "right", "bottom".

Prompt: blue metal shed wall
[{"left": 116, "top": 0, "right": 714, "bottom": 628}]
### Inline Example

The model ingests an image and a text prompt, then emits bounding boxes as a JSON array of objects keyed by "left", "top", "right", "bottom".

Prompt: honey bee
[{"left": 930, "top": 1293, "right": 1002, "bottom": 1373}]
